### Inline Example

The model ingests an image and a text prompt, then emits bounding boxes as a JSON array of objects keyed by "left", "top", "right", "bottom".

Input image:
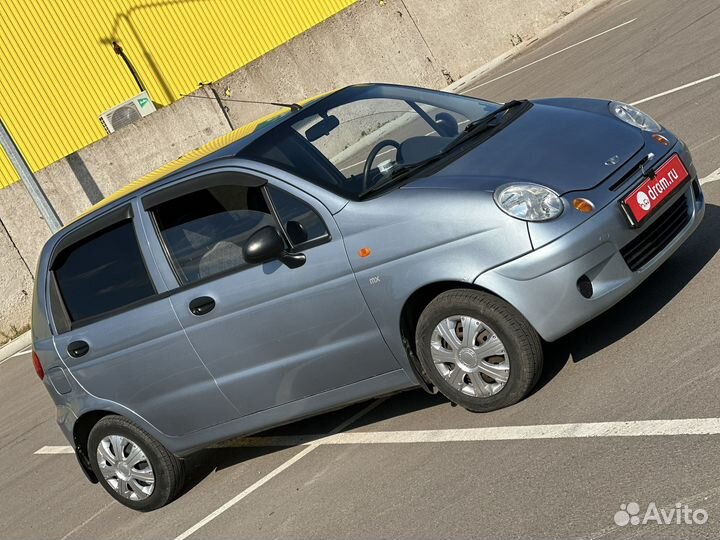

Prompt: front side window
[
  {"left": 267, "top": 185, "right": 329, "bottom": 246},
  {"left": 151, "top": 178, "right": 276, "bottom": 284},
  {"left": 53, "top": 219, "right": 155, "bottom": 324}
]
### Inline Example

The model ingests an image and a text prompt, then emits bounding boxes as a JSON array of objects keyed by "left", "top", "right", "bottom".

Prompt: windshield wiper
[{"left": 442, "top": 99, "right": 528, "bottom": 154}]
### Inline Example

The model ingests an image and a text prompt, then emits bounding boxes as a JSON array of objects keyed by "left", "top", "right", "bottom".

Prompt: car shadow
[
  {"left": 176, "top": 204, "right": 719, "bottom": 500},
  {"left": 178, "top": 394, "right": 445, "bottom": 497}
]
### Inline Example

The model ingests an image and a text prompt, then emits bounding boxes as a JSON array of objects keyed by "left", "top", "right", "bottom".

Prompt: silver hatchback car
[{"left": 32, "top": 84, "right": 704, "bottom": 510}]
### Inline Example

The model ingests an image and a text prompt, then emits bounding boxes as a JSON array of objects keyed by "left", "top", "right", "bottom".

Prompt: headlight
[
  {"left": 494, "top": 183, "right": 563, "bottom": 221},
  {"left": 609, "top": 101, "right": 661, "bottom": 132}
]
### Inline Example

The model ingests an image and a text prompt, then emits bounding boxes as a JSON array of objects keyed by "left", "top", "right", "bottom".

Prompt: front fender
[{"left": 335, "top": 189, "right": 532, "bottom": 374}]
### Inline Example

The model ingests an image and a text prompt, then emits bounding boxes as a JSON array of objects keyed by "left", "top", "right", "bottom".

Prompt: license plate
[{"left": 621, "top": 153, "right": 689, "bottom": 226}]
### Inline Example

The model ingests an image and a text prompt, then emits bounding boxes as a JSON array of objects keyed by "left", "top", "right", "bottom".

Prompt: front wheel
[
  {"left": 88, "top": 416, "right": 184, "bottom": 511},
  {"left": 416, "top": 289, "right": 543, "bottom": 412}
]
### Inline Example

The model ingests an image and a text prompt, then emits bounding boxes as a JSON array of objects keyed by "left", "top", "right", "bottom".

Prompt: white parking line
[
  {"left": 39, "top": 413, "right": 720, "bottom": 458},
  {"left": 460, "top": 18, "right": 637, "bottom": 94},
  {"left": 454, "top": 12, "right": 719, "bottom": 110},
  {"left": 9, "top": 346, "right": 31, "bottom": 358},
  {"left": 630, "top": 72, "right": 720, "bottom": 106},
  {"left": 173, "top": 398, "right": 386, "bottom": 540},
  {"left": 35, "top": 445, "right": 75, "bottom": 454},
  {"left": 175, "top": 446, "right": 315, "bottom": 540},
  {"left": 700, "top": 166, "right": 720, "bottom": 185},
  {"left": 227, "top": 417, "right": 720, "bottom": 447},
  {"left": 59, "top": 501, "right": 114, "bottom": 540},
  {"left": 0, "top": 346, "right": 31, "bottom": 366}
]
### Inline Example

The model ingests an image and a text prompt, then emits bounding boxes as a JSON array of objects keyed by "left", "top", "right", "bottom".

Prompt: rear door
[
  {"left": 50, "top": 203, "right": 238, "bottom": 436},
  {"left": 139, "top": 168, "right": 399, "bottom": 417}
]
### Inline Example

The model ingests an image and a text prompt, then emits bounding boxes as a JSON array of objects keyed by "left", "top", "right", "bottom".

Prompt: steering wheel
[{"left": 362, "top": 140, "right": 402, "bottom": 191}]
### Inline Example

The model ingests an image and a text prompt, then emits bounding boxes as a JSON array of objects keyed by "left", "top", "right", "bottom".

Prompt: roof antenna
[
  {"left": 197, "top": 82, "right": 234, "bottom": 130},
  {"left": 182, "top": 85, "right": 302, "bottom": 112}
]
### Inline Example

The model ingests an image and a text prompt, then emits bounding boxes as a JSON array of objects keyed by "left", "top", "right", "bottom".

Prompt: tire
[
  {"left": 88, "top": 416, "right": 184, "bottom": 511},
  {"left": 416, "top": 289, "right": 542, "bottom": 412}
]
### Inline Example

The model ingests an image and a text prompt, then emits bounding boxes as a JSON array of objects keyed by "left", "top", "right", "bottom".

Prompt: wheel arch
[
  {"left": 72, "top": 410, "right": 118, "bottom": 483},
  {"left": 399, "top": 280, "right": 514, "bottom": 391}
]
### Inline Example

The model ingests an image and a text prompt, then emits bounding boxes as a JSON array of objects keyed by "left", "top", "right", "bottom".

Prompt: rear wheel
[
  {"left": 416, "top": 289, "right": 542, "bottom": 412},
  {"left": 88, "top": 416, "right": 184, "bottom": 511}
]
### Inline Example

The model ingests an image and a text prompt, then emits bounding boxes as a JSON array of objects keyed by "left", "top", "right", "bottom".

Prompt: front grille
[{"left": 620, "top": 194, "right": 690, "bottom": 271}]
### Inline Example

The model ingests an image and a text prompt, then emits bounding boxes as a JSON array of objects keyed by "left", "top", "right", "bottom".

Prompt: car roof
[{"left": 70, "top": 89, "right": 337, "bottom": 225}]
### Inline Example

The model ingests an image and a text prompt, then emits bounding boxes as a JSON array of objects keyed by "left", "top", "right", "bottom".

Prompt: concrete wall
[
  {"left": 0, "top": 0, "right": 592, "bottom": 344},
  {"left": 208, "top": 0, "right": 588, "bottom": 129},
  {"left": 0, "top": 220, "right": 33, "bottom": 343}
]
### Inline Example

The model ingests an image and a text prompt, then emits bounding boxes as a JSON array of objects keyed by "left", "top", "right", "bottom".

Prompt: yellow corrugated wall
[{"left": 0, "top": 0, "right": 356, "bottom": 188}]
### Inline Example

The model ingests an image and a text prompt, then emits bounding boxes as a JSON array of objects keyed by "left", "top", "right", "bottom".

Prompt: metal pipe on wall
[{"left": 0, "top": 119, "right": 62, "bottom": 232}]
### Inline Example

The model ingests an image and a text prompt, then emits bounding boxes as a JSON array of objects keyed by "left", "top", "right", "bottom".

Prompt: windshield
[{"left": 242, "top": 84, "right": 501, "bottom": 199}]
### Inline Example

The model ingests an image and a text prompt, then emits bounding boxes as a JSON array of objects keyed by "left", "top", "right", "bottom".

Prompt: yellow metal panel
[{"left": 0, "top": 0, "right": 356, "bottom": 189}]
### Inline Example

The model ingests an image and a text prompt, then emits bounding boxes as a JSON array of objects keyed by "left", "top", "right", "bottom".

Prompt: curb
[
  {"left": 444, "top": 0, "right": 613, "bottom": 95},
  {"left": 0, "top": 331, "right": 32, "bottom": 362}
]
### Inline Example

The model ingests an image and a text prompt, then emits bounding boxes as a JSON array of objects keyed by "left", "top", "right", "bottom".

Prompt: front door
[{"left": 140, "top": 169, "right": 399, "bottom": 417}]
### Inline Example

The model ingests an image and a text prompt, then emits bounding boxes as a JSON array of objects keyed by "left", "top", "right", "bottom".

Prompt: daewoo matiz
[{"left": 32, "top": 84, "right": 704, "bottom": 510}]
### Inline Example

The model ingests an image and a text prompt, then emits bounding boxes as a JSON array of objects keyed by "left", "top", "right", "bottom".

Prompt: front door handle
[
  {"left": 68, "top": 340, "right": 90, "bottom": 358},
  {"left": 189, "top": 296, "right": 216, "bottom": 316}
]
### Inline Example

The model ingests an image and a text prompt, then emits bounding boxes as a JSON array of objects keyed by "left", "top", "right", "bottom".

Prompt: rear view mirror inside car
[{"left": 305, "top": 115, "right": 339, "bottom": 141}]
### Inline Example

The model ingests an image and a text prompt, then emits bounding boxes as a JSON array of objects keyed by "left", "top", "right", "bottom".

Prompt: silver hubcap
[
  {"left": 430, "top": 316, "right": 510, "bottom": 397},
  {"left": 96, "top": 435, "right": 155, "bottom": 501}
]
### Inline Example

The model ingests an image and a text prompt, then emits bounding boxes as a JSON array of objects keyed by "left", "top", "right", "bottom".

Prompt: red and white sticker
[{"left": 622, "top": 154, "right": 689, "bottom": 225}]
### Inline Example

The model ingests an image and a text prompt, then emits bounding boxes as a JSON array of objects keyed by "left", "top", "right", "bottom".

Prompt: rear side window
[
  {"left": 53, "top": 220, "right": 155, "bottom": 324},
  {"left": 152, "top": 183, "right": 275, "bottom": 284}
]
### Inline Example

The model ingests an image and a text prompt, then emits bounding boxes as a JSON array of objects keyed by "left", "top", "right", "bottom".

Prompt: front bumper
[{"left": 474, "top": 173, "right": 704, "bottom": 342}]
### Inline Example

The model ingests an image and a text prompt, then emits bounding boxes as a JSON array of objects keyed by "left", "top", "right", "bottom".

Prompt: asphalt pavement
[{"left": 2, "top": 0, "right": 720, "bottom": 538}]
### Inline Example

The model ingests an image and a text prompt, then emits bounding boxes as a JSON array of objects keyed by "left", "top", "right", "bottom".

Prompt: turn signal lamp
[
  {"left": 652, "top": 133, "right": 670, "bottom": 146},
  {"left": 572, "top": 198, "right": 595, "bottom": 214}
]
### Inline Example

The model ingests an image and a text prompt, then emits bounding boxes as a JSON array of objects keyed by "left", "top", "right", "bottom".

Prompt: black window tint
[
  {"left": 267, "top": 185, "right": 329, "bottom": 246},
  {"left": 152, "top": 181, "right": 275, "bottom": 284},
  {"left": 54, "top": 220, "right": 155, "bottom": 323}
]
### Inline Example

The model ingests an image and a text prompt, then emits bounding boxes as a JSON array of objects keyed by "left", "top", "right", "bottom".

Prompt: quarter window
[
  {"left": 267, "top": 185, "right": 329, "bottom": 246},
  {"left": 53, "top": 219, "right": 155, "bottom": 324},
  {"left": 151, "top": 180, "right": 276, "bottom": 284}
]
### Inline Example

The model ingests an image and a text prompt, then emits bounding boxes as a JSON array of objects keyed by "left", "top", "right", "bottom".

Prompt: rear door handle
[
  {"left": 189, "top": 296, "right": 216, "bottom": 316},
  {"left": 68, "top": 340, "right": 90, "bottom": 358}
]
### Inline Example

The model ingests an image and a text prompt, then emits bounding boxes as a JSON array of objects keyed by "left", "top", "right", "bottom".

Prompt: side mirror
[{"left": 243, "top": 226, "right": 306, "bottom": 269}]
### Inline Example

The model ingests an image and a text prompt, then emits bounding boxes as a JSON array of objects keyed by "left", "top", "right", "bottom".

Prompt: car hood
[{"left": 404, "top": 99, "right": 645, "bottom": 194}]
